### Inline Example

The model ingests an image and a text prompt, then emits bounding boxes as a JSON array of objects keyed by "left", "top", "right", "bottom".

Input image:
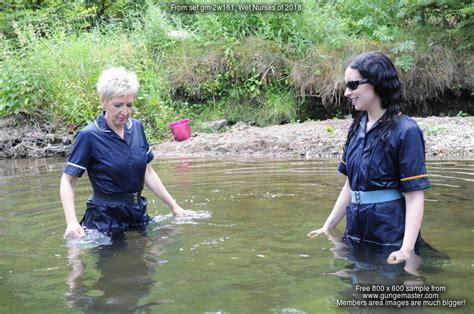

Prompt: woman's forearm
[
  {"left": 60, "top": 173, "right": 78, "bottom": 224},
  {"left": 144, "top": 165, "right": 179, "bottom": 210},
  {"left": 401, "top": 190, "right": 425, "bottom": 251},
  {"left": 323, "top": 178, "right": 351, "bottom": 229}
]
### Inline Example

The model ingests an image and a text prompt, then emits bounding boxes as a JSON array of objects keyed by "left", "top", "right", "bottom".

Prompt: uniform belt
[
  {"left": 91, "top": 190, "right": 142, "bottom": 205},
  {"left": 351, "top": 189, "right": 402, "bottom": 204}
]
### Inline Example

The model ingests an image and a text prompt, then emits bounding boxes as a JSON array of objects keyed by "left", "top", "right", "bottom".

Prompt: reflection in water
[
  {"left": 175, "top": 158, "right": 193, "bottom": 187},
  {"left": 324, "top": 228, "right": 451, "bottom": 303},
  {"left": 65, "top": 231, "right": 164, "bottom": 313},
  {"left": 0, "top": 158, "right": 471, "bottom": 312},
  {"left": 64, "top": 211, "right": 211, "bottom": 312}
]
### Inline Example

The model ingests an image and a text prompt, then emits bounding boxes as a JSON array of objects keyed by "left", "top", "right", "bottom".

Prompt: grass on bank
[{"left": 0, "top": 1, "right": 472, "bottom": 143}]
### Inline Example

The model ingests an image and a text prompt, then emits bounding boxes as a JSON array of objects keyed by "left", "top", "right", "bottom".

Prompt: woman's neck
[
  {"left": 365, "top": 107, "right": 387, "bottom": 132},
  {"left": 367, "top": 107, "right": 387, "bottom": 123},
  {"left": 104, "top": 115, "right": 124, "bottom": 138}
]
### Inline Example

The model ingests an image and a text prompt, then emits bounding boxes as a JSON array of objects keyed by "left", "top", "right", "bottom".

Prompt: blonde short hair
[{"left": 96, "top": 67, "right": 139, "bottom": 100}]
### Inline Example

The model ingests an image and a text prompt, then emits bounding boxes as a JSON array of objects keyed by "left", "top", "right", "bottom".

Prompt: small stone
[
  {"left": 231, "top": 121, "right": 249, "bottom": 131},
  {"left": 201, "top": 119, "right": 228, "bottom": 132}
]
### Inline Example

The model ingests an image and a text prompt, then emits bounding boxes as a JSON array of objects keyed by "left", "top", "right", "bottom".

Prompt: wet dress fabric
[
  {"left": 338, "top": 113, "right": 430, "bottom": 248},
  {"left": 64, "top": 112, "right": 154, "bottom": 234}
]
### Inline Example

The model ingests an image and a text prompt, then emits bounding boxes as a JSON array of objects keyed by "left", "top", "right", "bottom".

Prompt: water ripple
[
  {"left": 66, "top": 229, "right": 112, "bottom": 249},
  {"left": 152, "top": 210, "right": 212, "bottom": 225}
]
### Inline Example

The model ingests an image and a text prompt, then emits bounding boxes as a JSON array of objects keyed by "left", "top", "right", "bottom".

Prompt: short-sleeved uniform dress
[
  {"left": 338, "top": 113, "right": 430, "bottom": 248},
  {"left": 64, "top": 112, "right": 154, "bottom": 234}
]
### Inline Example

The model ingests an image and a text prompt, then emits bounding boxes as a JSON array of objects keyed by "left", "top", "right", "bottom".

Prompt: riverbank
[
  {"left": 0, "top": 116, "right": 473, "bottom": 160},
  {"left": 153, "top": 116, "right": 474, "bottom": 160},
  {"left": 0, "top": 117, "right": 67, "bottom": 159}
]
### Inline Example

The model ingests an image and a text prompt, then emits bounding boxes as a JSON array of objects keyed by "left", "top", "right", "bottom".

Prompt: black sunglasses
[{"left": 346, "top": 79, "right": 369, "bottom": 91}]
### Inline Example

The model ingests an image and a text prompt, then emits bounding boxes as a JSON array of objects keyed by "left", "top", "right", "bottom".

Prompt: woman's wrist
[
  {"left": 169, "top": 201, "right": 180, "bottom": 212},
  {"left": 65, "top": 215, "right": 79, "bottom": 225},
  {"left": 323, "top": 219, "right": 336, "bottom": 230},
  {"left": 399, "top": 246, "right": 414, "bottom": 256}
]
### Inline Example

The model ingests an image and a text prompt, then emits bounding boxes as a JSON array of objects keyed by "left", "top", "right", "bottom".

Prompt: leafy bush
[{"left": 1, "top": 0, "right": 473, "bottom": 141}]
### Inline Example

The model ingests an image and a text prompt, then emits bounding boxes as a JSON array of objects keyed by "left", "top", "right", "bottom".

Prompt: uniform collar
[
  {"left": 360, "top": 111, "right": 388, "bottom": 133},
  {"left": 359, "top": 112, "right": 368, "bottom": 128},
  {"left": 94, "top": 112, "right": 133, "bottom": 132}
]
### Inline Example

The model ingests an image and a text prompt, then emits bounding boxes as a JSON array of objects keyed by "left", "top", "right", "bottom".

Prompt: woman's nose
[{"left": 344, "top": 87, "right": 351, "bottom": 98}]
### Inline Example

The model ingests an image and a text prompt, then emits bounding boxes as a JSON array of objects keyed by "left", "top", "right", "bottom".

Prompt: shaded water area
[{"left": 0, "top": 157, "right": 472, "bottom": 313}]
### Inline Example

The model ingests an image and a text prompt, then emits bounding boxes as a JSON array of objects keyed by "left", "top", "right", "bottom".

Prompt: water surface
[{"left": 0, "top": 158, "right": 472, "bottom": 313}]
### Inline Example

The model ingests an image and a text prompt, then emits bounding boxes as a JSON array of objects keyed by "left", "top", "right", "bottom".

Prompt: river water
[{"left": 0, "top": 158, "right": 472, "bottom": 313}]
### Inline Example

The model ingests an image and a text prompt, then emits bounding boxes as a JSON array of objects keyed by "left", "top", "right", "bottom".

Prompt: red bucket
[{"left": 169, "top": 119, "right": 191, "bottom": 141}]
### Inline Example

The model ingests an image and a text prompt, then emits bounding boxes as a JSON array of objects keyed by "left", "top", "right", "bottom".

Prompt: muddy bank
[
  {"left": 0, "top": 116, "right": 473, "bottom": 160},
  {"left": 153, "top": 116, "right": 474, "bottom": 160},
  {"left": 0, "top": 117, "right": 70, "bottom": 159}
]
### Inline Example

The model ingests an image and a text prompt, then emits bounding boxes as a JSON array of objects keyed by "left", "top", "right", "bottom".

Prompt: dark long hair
[{"left": 344, "top": 52, "right": 403, "bottom": 149}]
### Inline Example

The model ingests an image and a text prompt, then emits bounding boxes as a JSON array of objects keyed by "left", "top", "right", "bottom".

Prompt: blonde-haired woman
[{"left": 60, "top": 67, "right": 190, "bottom": 238}]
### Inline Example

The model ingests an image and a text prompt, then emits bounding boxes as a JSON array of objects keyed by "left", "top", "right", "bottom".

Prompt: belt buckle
[
  {"left": 354, "top": 191, "right": 361, "bottom": 204},
  {"left": 133, "top": 192, "right": 138, "bottom": 204}
]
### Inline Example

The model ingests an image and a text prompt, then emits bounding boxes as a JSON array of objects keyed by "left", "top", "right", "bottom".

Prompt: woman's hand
[
  {"left": 387, "top": 249, "right": 413, "bottom": 264},
  {"left": 171, "top": 205, "right": 192, "bottom": 217},
  {"left": 64, "top": 221, "right": 85, "bottom": 238},
  {"left": 387, "top": 249, "right": 422, "bottom": 276},
  {"left": 307, "top": 178, "right": 351, "bottom": 239},
  {"left": 307, "top": 227, "right": 328, "bottom": 238}
]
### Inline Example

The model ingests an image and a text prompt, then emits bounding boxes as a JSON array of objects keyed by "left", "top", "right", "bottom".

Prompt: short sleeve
[
  {"left": 146, "top": 146, "right": 154, "bottom": 164},
  {"left": 139, "top": 122, "right": 154, "bottom": 164},
  {"left": 338, "top": 146, "right": 348, "bottom": 176},
  {"left": 398, "top": 125, "right": 431, "bottom": 192},
  {"left": 64, "top": 131, "right": 92, "bottom": 177}
]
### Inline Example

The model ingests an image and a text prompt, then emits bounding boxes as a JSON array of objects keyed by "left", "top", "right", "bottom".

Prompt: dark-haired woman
[{"left": 307, "top": 52, "right": 430, "bottom": 265}]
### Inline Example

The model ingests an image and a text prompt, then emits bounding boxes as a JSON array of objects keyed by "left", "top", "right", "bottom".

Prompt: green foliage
[
  {"left": 391, "top": 40, "right": 416, "bottom": 72},
  {"left": 326, "top": 126, "right": 334, "bottom": 136},
  {"left": 225, "top": 84, "right": 299, "bottom": 127},
  {"left": 0, "top": 12, "right": 178, "bottom": 140},
  {"left": 333, "top": 111, "right": 345, "bottom": 120},
  {"left": 0, "top": 0, "right": 149, "bottom": 37},
  {"left": 258, "top": 87, "right": 299, "bottom": 126},
  {"left": 0, "top": 0, "right": 472, "bottom": 140},
  {"left": 402, "top": 0, "right": 472, "bottom": 27},
  {"left": 0, "top": 58, "right": 38, "bottom": 116},
  {"left": 419, "top": 123, "right": 447, "bottom": 136},
  {"left": 456, "top": 110, "right": 469, "bottom": 117}
]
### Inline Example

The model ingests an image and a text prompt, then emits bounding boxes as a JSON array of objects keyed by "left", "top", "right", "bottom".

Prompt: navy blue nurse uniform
[
  {"left": 338, "top": 113, "right": 430, "bottom": 248},
  {"left": 64, "top": 112, "right": 154, "bottom": 235}
]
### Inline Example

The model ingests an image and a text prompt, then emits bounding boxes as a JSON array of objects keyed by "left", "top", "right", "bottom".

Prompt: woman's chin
[{"left": 353, "top": 104, "right": 366, "bottom": 112}]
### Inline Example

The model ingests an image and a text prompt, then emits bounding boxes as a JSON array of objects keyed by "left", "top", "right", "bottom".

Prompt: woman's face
[
  {"left": 100, "top": 94, "right": 134, "bottom": 128},
  {"left": 344, "top": 67, "right": 380, "bottom": 112}
]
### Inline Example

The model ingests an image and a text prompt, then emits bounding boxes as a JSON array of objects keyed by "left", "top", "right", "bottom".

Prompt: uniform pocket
[
  {"left": 132, "top": 145, "right": 148, "bottom": 161},
  {"left": 130, "top": 145, "right": 149, "bottom": 175},
  {"left": 367, "top": 200, "right": 405, "bottom": 246}
]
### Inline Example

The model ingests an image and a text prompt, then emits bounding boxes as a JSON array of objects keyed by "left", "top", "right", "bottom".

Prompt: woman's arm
[
  {"left": 307, "top": 178, "right": 351, "bottom": 237},
  {"left": 144, "top": 164, "right": 191, "bottom": 217},
  {"left": 60, "top": 173, "right": 85, "bottom": 238},
  {"left": 387, "top": 189, "right": 424, "bottom": 264}
]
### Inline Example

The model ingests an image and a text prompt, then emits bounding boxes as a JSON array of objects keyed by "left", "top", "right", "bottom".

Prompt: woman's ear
[{"left": 99, "top": 96, "right": 106, "bottom": 108}]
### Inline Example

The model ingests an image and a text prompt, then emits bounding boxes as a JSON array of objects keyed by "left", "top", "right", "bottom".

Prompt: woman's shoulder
[
  {"left": 76, "top": 121, "right": 101, "bottom": 136},
  {"left": 73, "top": 120, "right": 105, "bottom": 141},
  {"left": 393, "top": 114, "right": 426, "bottom": 141},
  {"left": 129, "top": 118, "right": 145, "bottom": 130},
  {"left": 396, "top": 114, "right": 422, "bottom": 132},
  {"left": 130, "top": 117, "right": 143, "bottom": 125}
]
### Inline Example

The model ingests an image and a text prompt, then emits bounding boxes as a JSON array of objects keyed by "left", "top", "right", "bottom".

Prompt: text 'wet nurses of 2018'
[{"left": 168, "top": 3, "right": 303, "bottom": 12}]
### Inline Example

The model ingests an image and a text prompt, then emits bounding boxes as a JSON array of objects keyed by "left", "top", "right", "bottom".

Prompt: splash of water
[
  {"left": 66, "top": 229, "right": 112, "bottom": 249},
  {"left": 152, "top": 210, "right": 212, "bottom": 225}
]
